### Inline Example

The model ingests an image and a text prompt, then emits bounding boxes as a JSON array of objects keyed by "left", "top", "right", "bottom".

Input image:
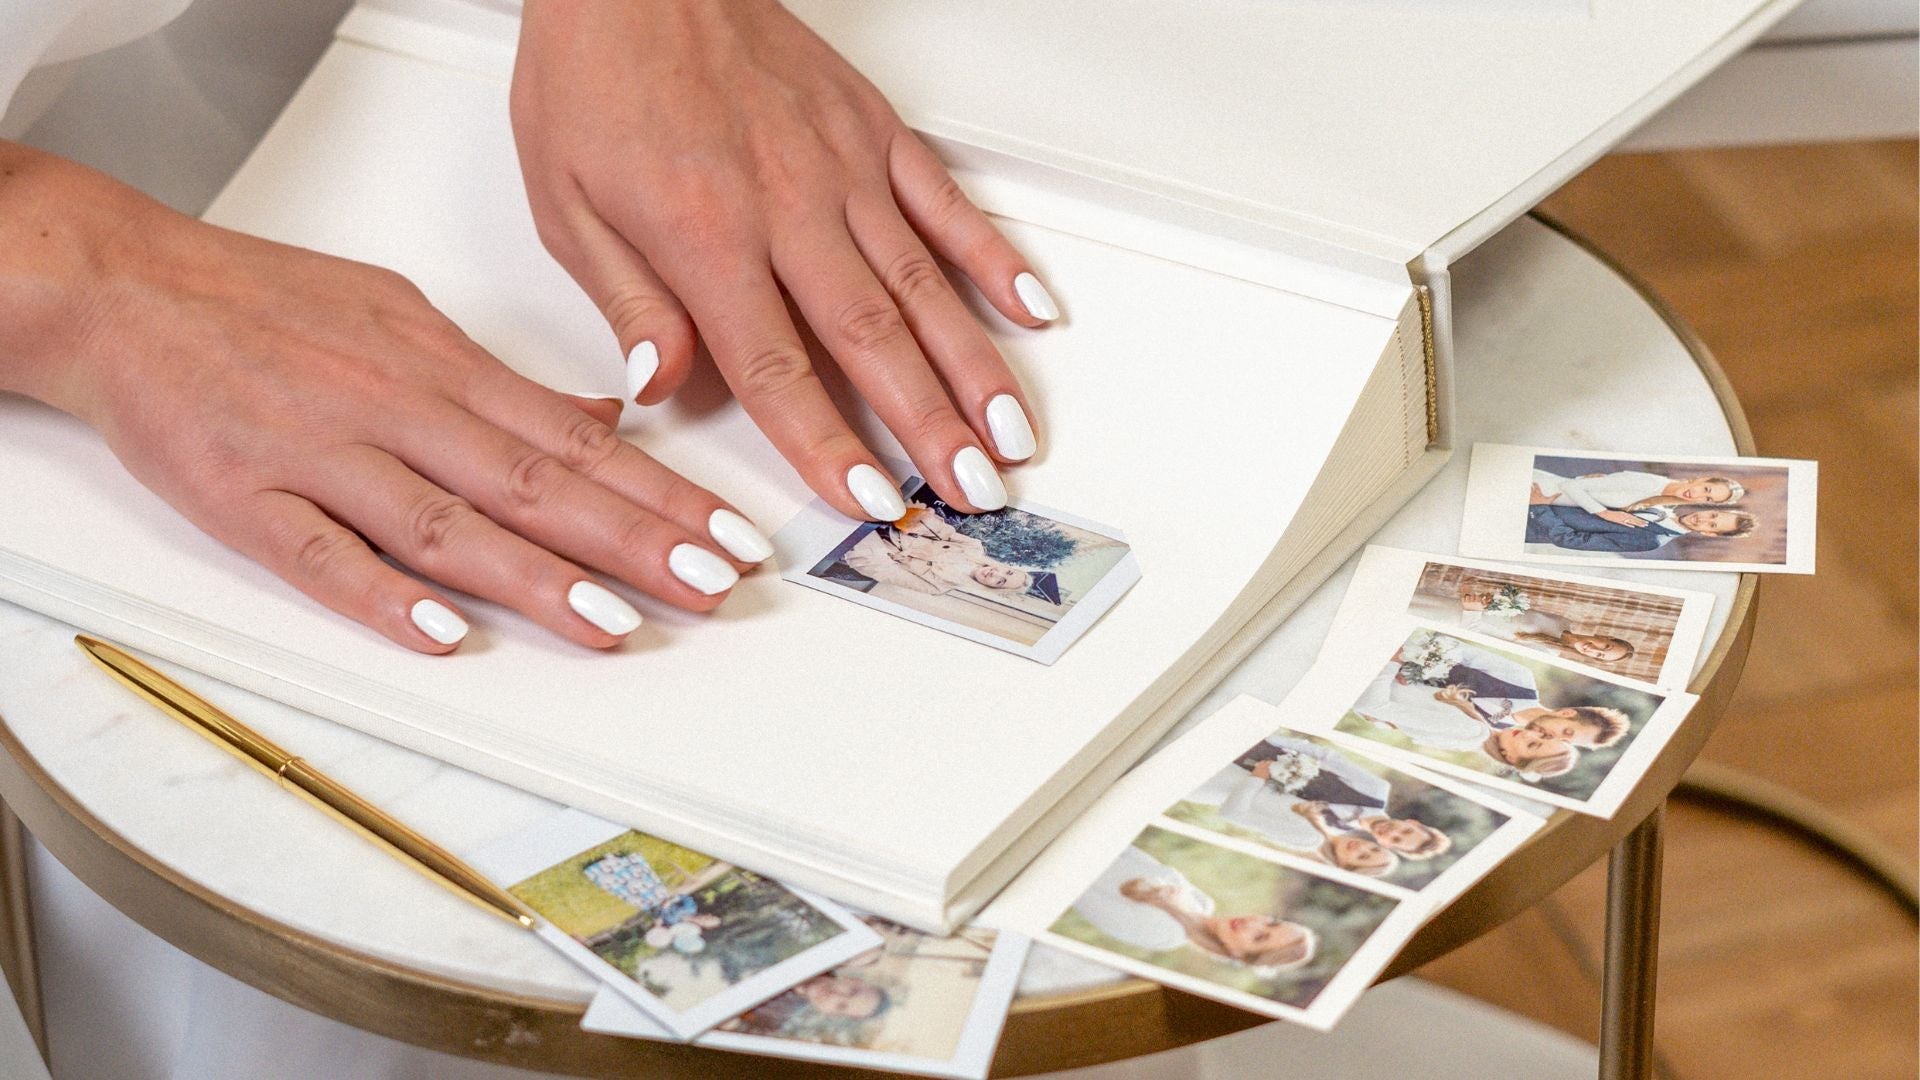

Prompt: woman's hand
[
  {"left": 0, "top": 144, "right": 767, "bottom": 653},
  {"left": 511, "top": 0, "right": 1048, "bottom": 522},
  {"left": 1596, "top": 509, "right": 1649, "bottom": 528}
]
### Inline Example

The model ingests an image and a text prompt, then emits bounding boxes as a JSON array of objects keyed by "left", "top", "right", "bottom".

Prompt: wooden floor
[{"left": 1417, "top": 141, "right": 1919, "bottom": 1080}]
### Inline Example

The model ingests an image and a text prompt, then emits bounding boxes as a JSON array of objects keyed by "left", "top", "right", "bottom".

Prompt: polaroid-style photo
[
  {"left": 1458, "top": 443, "right": 1817, "bottom": 573},
  {"left": 1163, "top": 728, "right": 1539, "bottom": 901},
  {"left": 1039, "top": 824, "right": 1424, "bottom": 1030},
  {"left": 1319, "top": 627, "right": 1695, "bottom": 817},
  {"left": 774, "top": 475, "right": 1139, "bottom": 664},
  {"left": 466, "top": 809, "right": 879, "bottom": 1040},
  {"left": 583, "top": 915, "right": 1030, "bottom": 1080},
  {"left": 1326, "top": 546, "right": 1716, "bottom": 688}
]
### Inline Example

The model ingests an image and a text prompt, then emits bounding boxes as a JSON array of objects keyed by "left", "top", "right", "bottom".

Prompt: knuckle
[
  {"left": 901, "top": 395, "right": 957, "bottom": 443},
  {"left": 404, "top": 493, "right": 475, "bottom": 556},
  {"left": 732, "top": 344, "right": 815, "bottom": 400},
  {"left": 657, "top": 472, "right": 710, "bottom": 520},
  {"left": 290, "top": 527, "right": 360, "bottom": 583},
  {"left": 502, "top": 448, "right": 570, "bottom": 509},
  {"left": 555, "top": 411, "right": 624, "bottom": 475},
  {"left": 882, "top": 252, "right": 947, "bottom": 305},
  {"left": 608, "top": 512, "right": 665, "bottom": 567},
  {"left": 921, "top": 175, "right": 973, "bottom": 229},
  {"left": 602, "top": 289, "right": 676, "bottom": 339},
  {"left": 833, "top": 294, "right": 909, "bottom": 356}
]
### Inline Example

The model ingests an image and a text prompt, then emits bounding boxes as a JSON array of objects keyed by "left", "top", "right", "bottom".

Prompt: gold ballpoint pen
[{"left": 75, "top": 635, "right": 537, "bottom": 930}]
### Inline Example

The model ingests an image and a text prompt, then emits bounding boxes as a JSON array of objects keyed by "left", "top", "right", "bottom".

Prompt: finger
[
  {"left": 302, "top": 446, "right": 643, "bottom": 647},
  {"left": 471, "top": 373, "right": 774, "bottom": 566},
  {"left": 846, "top": 194, "right": 1039, "bottom": 464},
  {"left": 773, "top": 224, "right": 1007, "bottom": 513},
  {"left": 566, "top": 394, "right": 625, "bottom": 430},
  {"left": 648, "top": 252, "right": 905, "bottom": 523},
  {"left": 888, "top": 131, "right": 1057, "bottom": 327},
  {"left": 383, "top": 400, "right": 741, "bottom": 608},
  {"left": 541, "top": 202, "right": 697, "bottom": 405},
  {"left": 238, "top": 489, "right": 470, "bottom": 653}
]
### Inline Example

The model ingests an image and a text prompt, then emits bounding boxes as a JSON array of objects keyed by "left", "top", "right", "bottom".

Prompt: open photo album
[{"left": 0, "top": 0, "right": 1801, "bottom": 930}]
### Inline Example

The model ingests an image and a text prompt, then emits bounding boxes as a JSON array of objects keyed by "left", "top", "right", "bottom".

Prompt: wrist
[{"left": 0, "top": 143, "right": 175, "bottom": 415}]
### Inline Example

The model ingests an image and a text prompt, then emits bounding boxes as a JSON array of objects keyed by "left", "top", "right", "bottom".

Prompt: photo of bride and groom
[
  {"left": 1523, "top": 454, "right": 1791, "bottom": 566},
  {"left": 1166, "top": 731, "right": 1512, "bottom": 891},
  {"left": 1334, "top": 630, "right": 1668, "bottom": 805}
]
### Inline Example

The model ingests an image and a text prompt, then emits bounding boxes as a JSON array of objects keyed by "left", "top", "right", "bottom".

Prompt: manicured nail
[
  {"left": 951, "top": 446, "right": 1008, "bottom": 511},
  {"left": 409, "top": 599, "right": 468, "bottom": 646},
  {"left": 984, "top": 394, "right": 1037, "bottom": 461},
  {"left": 1013, "top": 272, "right": 1059, "bottom": 322},
  {"left": 567, "top": 580, "right": 642, "bottom": 635},
  {"left": 626, "top": 340, "right": 660, "bottom": 403},
  {"left": 707, "top": 508, "right": 773, "bottom": 563},
  {"left": 846, "top": 464, "right": 908, "bottom": 521},
  {"left": 668, "top": 543, "right": 740, "bottom": 595}
]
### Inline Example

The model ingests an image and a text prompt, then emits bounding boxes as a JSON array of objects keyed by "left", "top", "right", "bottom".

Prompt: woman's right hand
[{"left": 0, "top": 144, "right": 767, "bottom": 653}]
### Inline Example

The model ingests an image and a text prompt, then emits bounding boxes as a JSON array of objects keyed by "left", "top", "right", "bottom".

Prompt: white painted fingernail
[
  {"left": 1013, "top": 272, "right": 1059, "bottom": 322},
  {"left": 626, "top": 340, "right": 660, "bottom": 403},
  {"left": 707, "top": 508, "right": 773, "bottom": 563},
  {"left": 669, "top": 543, "right": 740, "bottom": 595},
  {"left": 409, "top": 599, "right": 468, "bottom": 645},
  {"left": 952, "top": 446, "right": 1008, "bottom": 511},
  {"left": 846, "top": 464, "right": 908, "bottom": 521},
  {"left": 568, "top": 580, "right": 642, "bottom": 635},
  {"left": 984, "top": 394, "right": 1037, "bottom": 461}
]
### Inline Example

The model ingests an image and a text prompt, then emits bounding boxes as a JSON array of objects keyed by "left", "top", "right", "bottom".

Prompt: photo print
[
  {"left": 1165, "top": 730, "right": 1527, "bottom": 896},
  {"left": 466, "top": 809, "right": 878, "bottom": 1039},
  {"left": 1458, "top": 443, "right": 1816, "bottom": 573},
  {"left": 776, "top": 474, "right": 1139, "bottom": 663},
  {"left": 584, "top": 915, "right": 1030, "bottom": 1079},
  {"left": 1040, "top": 825, "right": 1423, "bottom": 1029},
  {"left": 1323, "top": 627, "right": 1696, "bottom": 817}
]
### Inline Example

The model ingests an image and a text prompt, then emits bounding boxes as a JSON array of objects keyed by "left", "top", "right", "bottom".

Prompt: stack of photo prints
[{"left": 462, "top": 445, "right": 1814, "bottom": 1076}]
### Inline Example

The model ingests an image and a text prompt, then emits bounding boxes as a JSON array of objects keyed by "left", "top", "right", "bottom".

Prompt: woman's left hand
[{"left": 510, "top": 0, "right": 1049, "bottom": 520}]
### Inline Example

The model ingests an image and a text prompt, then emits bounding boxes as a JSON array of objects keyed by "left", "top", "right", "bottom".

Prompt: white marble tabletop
[{"left": 0, "top": 216, "right": 1742, "bottom": 1005}]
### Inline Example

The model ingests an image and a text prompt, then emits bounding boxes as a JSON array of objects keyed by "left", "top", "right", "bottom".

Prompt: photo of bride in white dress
[
  {"left": 1166, "top": 732, "right": 1510, "bottom": 891},
  {"left": 1404, "top": 560, "right": 1687, "bottom": 683}
]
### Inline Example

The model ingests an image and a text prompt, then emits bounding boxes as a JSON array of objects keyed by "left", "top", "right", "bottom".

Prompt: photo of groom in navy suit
[{"left": 1526, "top": 503, "right": 1755, "bottom": 554}]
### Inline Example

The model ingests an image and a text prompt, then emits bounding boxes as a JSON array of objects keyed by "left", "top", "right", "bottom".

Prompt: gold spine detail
[{"left": 1417, "top": 285, "right": 1439, "bottom": 446}]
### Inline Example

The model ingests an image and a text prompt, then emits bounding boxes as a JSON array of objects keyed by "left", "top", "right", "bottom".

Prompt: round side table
[{"left": 0, "top": 214, "right": 1755, "bottom": 1079}]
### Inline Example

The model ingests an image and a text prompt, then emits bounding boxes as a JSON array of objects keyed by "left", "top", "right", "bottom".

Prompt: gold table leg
[
  {"left": 0, "top": 801, "right": 44, "bottom": 1059},
  {"left": 1598, "top": 804, "right": 1664, "bottom": 1080}
]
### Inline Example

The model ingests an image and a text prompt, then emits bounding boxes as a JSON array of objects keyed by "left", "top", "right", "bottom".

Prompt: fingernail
[
  {"left": 707, "top": 508, "right": 773, "bottom": 563},
  {"left": 409, "top": 599, "right": 468, "bottom": 646},
  {"left": 1013, "top": 272, "right": 1059, "bottom": 322},
  {"left": 626, "top": 341, "right": 660, "bottom": 403},
  {"left": 567, "top": 580, "right": 642, "bottom": 635},
  {"left": 846, "top": 464, "right": 908, "bottom": 521},
  {"left": 669, "top": 543, "right": 740, "bottom": 595},
  {"left": 984, "top": 394, "right": 1037, "bottom": 461},
  {"left": 951, "top": 446, "right": 1008, "bottom": 511}
]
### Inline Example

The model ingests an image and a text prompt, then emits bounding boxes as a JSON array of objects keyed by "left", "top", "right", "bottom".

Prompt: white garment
[
  {"left": 1070, "top": 844, "right": 1209, "bottom": 953},
  {"left": 1189, "top": 767, "right": 1327, "bottom": 850},
  {"left": 1532, "top": 468, "right": 1673, "bottom": 514},
  {"left": 1352, "top": 665, "right": 1490, "bottom": 752},
  {"left": 0, "top": 0, "right": 192, "bottom": 113},
  {"left": 1464, "top": 605, "right": 1572, "bottom": 642}
]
